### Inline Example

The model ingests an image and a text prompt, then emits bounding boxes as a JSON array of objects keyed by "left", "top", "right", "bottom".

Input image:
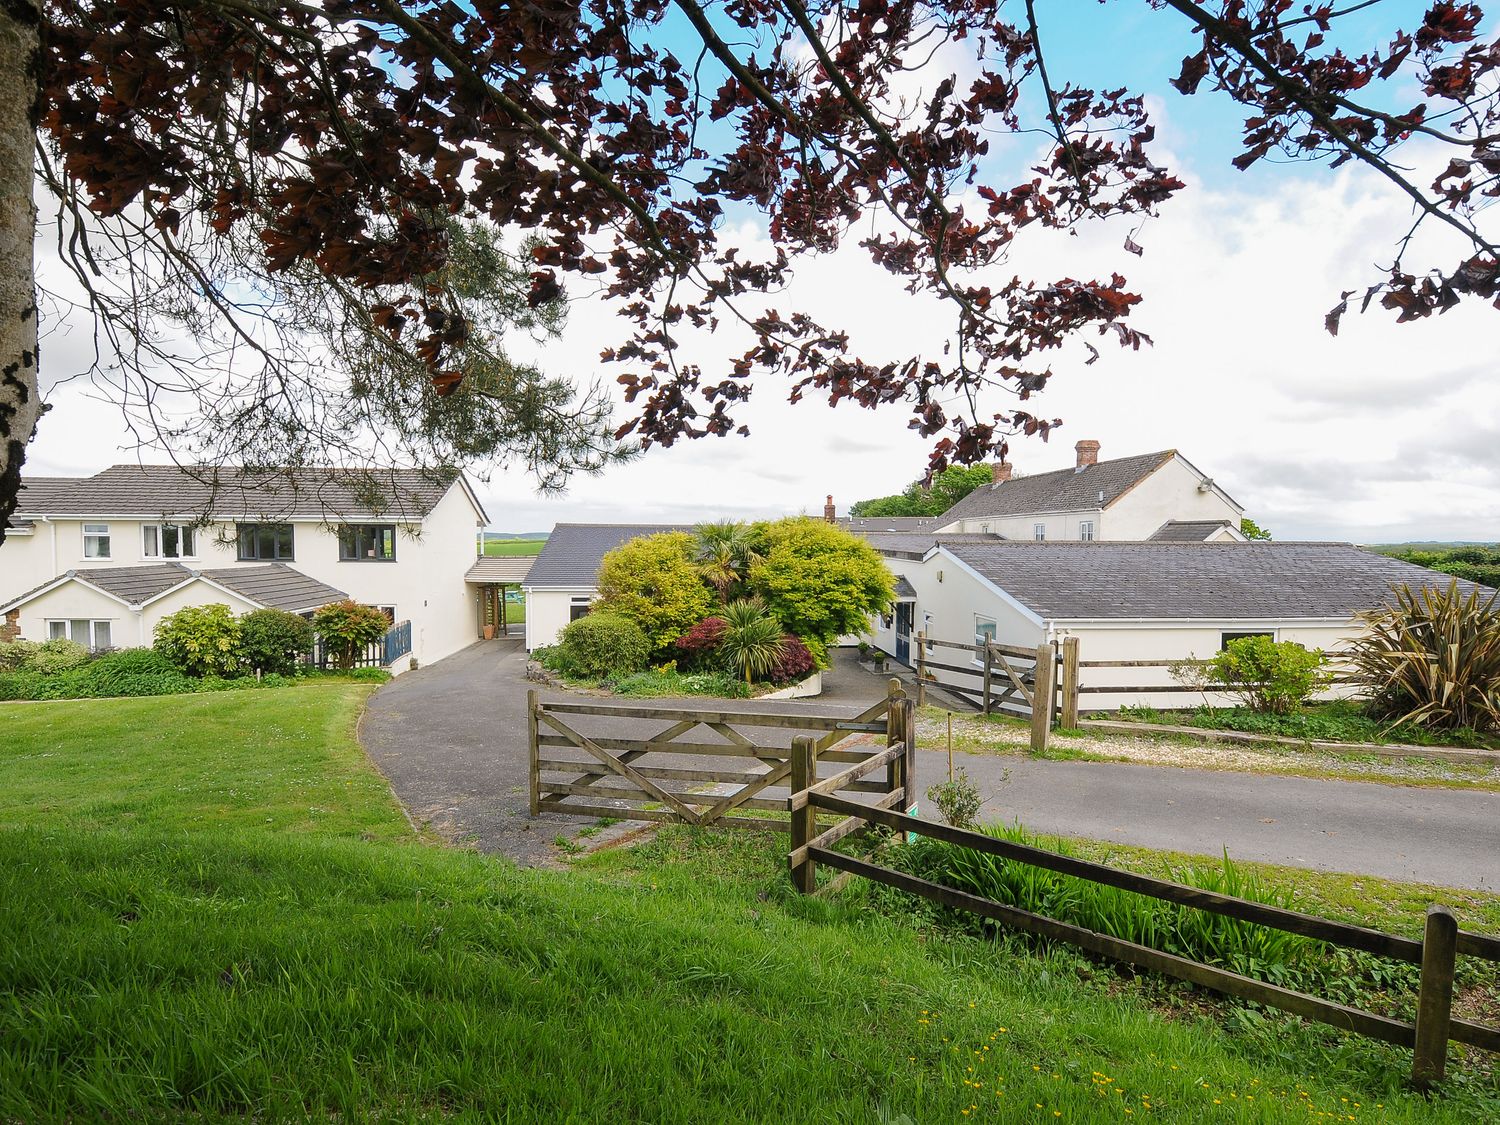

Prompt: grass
[
  {"left": 482, "top": 537, "right": 547, "bottom": 556},
  {"left": 1, "top": 688, "right": 1497, "bottom": 1120}
]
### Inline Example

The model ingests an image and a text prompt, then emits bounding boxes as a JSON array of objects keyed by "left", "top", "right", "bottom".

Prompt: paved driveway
[{"left": 361, "top": 640, "right": 1500, "bottom": 888}]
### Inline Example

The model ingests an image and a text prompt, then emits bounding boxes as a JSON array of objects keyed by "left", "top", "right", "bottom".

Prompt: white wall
[
  {"left": 1059, "top": 618, "right": 1361, "bottom": 712},
  {"left": 0, "top": 482, "right": 486, "bottom": 666},
  {"left": 949, "top": 508, "right": 1102, "bottom": 541},
  {"left": 524, "top": 588, "right": 593, "bottom": 650},
  {"left": 1101, "top": 456, "right": 1241, "bottom": 539}
]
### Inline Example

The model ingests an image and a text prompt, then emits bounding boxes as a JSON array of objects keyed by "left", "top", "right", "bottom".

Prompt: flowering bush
[
  {"left": 312, "top": 600, "right": 390, "bottom": 670},
  {"left": 154, "top": 604, "right": 244, "bottom": 677},
  {"left": 674, "top": 615, "right": 727, "bottom": 670}
]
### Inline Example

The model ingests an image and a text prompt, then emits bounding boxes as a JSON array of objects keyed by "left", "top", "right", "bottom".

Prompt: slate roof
[
  {"left": 1148, "top": 520, "right": 1238, "bottom": 542},
  {"left": 464, "top": 556, "right": 536, "bottom": 584},
  {"left": 859, "top": 531, "right": 1003, "bottom": 558},
  {"left": 893, "top": 576, "right": 918, "bottom": 599},
  {"left": 14, "top": 465, "right": 469, "bottom": 522},
  {"left": 936, "top": 450, "right": 1177, "bottom": 523},
  {"left": 524, "top": 524, "right": 692, "bottom": 588},
  {"left": 838, "top": 516, "right": 945, "bottom": 533},
  {"left": 1, "top": 563, "right": 345, "bottom": 613},
  {"left": 939, "top": 542, "right": 1494, "bottom": 621}
]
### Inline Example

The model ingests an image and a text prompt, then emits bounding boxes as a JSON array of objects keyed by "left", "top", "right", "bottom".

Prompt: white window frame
[
  {"left": 1033, "top": 523, "right": 1046, "bottom": 541},
  {"left": 46, "top": 618, "right": 114, "bottom": 650},
  {"left": 83, "top": 523, "right": 111, "bottom": 559},
  {"left": 1079, "top": 520, "right": 1095, "bottom": 542},
  {"left": 972, "top": 615, "right": 998, "bottom": 666},
  {"left": 142, "top": 522, "right": 198, "bottom": 559}
]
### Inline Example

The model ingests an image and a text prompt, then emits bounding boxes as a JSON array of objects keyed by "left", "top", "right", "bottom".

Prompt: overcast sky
[{"left": 22, "top": 13, "right": 1500, "bottom": 545}]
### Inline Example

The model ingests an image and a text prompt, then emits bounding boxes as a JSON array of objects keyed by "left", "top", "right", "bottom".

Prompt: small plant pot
[{"left": 482, "top": 625, "right": 496, "bottom": 640}]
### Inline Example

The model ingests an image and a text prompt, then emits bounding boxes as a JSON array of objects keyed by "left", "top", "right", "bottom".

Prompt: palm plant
[
  {"left": 718, "top": 599, "right": 785, "bottom": 685},
  {"left": 694, "top": 521, "right": 762, "bottom": 600},
  {"left": 1349, "top": 580, "right": 1500, "bottom": 732}
]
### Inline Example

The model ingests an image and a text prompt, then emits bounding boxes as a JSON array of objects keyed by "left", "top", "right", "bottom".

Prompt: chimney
[
  {"left": 824, "top": 494, "right": 836, "bottom": 523},
  {"left": 1074, "top": 440, "right": 1101, "bottom": 469},
  {"left": 993, "top": 460, "right": 1013, "bottom": 483}
]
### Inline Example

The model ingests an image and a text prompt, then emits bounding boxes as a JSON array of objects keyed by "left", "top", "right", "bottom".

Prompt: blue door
[{"left": 895, "top": 603, "right": 914, "bottom": 665}]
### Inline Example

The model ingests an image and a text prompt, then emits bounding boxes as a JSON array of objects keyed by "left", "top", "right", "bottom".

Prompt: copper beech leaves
[{"left": 34, "top": 0, "right": 1500, "bottom": 475}]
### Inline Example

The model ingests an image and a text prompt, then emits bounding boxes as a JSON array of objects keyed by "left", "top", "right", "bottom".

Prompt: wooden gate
[{"left": 528, "top": 682, "right": 915, "bottom": 832}]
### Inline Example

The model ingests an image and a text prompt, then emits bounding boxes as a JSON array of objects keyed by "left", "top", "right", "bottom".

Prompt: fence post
[
  {"left": 982, "top": 644, "right": 993, "bottom": 715},
  {"left": 1030, "top": 642, "right": 1055, "bottom": 754},
  {"left": 885, "top": 678, "right": 905, "bottom": 796},
  {"left": 916, "top": 629, "right": 927, "bottom": 707},
  {"left": 1412, "top": 904, "right": 1459, "bottom": 1089},
  {"left": 527, "top": 689, "right": 541, "bottom": 816},
  {"left": 902, "top": 693, "right": 917, "bottom": 820},
  {"left": 790, "top": 735, "right": 817, "bottom": 894},
  {"left": 1060, "top": 636, "right": 1080, "bottom": 729}
]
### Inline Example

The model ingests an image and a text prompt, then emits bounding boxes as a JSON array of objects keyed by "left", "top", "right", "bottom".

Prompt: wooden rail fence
[
  {"left": 912, "top": 633, "right": 1079, "bottom": 751},
  {"left": 528, "top": 682, "right": 916, "bottom": 834},
  {"left": 785, "top": 798, "right": 1500, "bottom": 1087}
]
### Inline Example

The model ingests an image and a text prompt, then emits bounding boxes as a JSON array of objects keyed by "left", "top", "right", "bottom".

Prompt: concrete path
[{"left": 361, "top": 639, "right": 1500, "bottom": 889}]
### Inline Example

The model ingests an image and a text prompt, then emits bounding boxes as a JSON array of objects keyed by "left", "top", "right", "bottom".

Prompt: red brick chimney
[
  {"left": 993, "top": 461, "right": 1013, "bottom": 483},
  {"left": 824, "top": 494, "right": 836, "bottom": 523},
  {"left": 1074, "top": 440, "right": 1101, "bottom": 469}
]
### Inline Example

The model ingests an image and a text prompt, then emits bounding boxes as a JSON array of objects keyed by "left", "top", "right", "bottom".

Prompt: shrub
[
  {"left": 596, "top": 532, "right": 715, "bottom": 654},
  {"left": 1195, "top": 635, "right": 1330, "bottom": 715},
  {"left": 610, "top": 668, "right": 750, "bottom": 698},
  {"left": 312, "top": 600, "right": 390, "bottom": 670},
  {"left": 0, "top": 672, "right": 45, "bottom": 701},
  {"left": 717, "top": 599, "right": 785, "bottom": 685},
  {"left": 1350, "top": 580, "right": 1500, "bottom": 732},
  {"left": 76, "top": 648, "right": 193, "bottom": 697},
  {"left": 674, "top": 616, "right": 727, "bottom": 671},
  {"left": 0, "top": 640, "right": 39, "bottom": 672},
  {"left": 926, "top": 770, "right": 983, "bottom": 829},
  {"left": 154, "top": 604, "right": 245, "bottom": 677},
  {"left": 240, "top": 608, "right": 315, "bottom": 675},
  {"left": 555, "top": 612, "right": 650, "bottom": 679},
  {"left": 29, "top": 638, "right": 90, "bottom": 675},
  {"left": 765, "top": 634, "right": 815, "bottom": 684},
  {"left": 747, "top": 518, "right": 893, "bottom": 663}
]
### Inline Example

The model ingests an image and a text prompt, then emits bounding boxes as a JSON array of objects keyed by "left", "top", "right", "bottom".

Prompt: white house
[
  {"left": 922, "top": 441, "right": 1246, "bottom": 542},
  {"left": 522, "top": 523, "right": 688, "bottom": 650},
  {"left": 0, "top": 465, "right": 489, "bottom": 667},
  {"left": 866, "top": 537, "right": 1490, "bottom": 712}
]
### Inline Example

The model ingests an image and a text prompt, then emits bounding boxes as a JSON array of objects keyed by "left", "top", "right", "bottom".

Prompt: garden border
[{"left": 1078, "top": 719, "right": 1497, "bottom": 766}]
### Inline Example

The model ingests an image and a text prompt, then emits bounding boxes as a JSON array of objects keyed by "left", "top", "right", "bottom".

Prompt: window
[
  {"left": 980, "top": 522, "right": 991, "bottom": 534},
  {"left": 237, "top": 523, "right": 295, "bottom": 561},
  {"left": 1033, "top": 523, "right": 1046, "bottom": 541},
  {"left": 143, "top": 523, "right": 196, "bottom": 558},
  {"left": 973, "top": 616, "right": 997, "bottom": 665},
  {"left": 83, "top": 524, "right": 111, "bottom": 559},
  {"left": 1221, "top": 631, "right": 1274, "bottom": 650},
  {"left": 338, "top": 524, "right": 396, "bottom": 561},
  {"left": 47, "top": 619, "right": 112, "bottom": 650},
  {"left": 369, "top": 605, "right": 396, "bottom": 623},
  {"left": 569, "top": 596, "right": 592, "bottom": 623},
  {"left": 1079, "top": 521, "right": 1095, "bottom": 542}
]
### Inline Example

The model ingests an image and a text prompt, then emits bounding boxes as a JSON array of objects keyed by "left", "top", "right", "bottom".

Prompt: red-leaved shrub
[
  {"left": 675, "top": 616, "right": 728, "bottom": 670},
  {"left": 767, "top": 635, "right": 815, "bottom": 684}
]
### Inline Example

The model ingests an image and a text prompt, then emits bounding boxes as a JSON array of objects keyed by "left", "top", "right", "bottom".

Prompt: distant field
[{"left": 483, "top": 538, "right": 547, "bottom": 557}]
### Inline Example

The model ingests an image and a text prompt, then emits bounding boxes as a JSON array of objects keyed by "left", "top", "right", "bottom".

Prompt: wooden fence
[
  {"left": 304, "top": 619, "right": 412, "bottom": 669},
  {"left": 785, "top": 797, "right": 1500, "bottom": 1087},
  {"left": 1074, "top": 649, "right": 1361, "bottom": 713},
  {"left": 912, "top": 633, "right": 1079, "bottom": 751},
  {"left": 528, "top": 682, "right": 917, "bottom": 834}
]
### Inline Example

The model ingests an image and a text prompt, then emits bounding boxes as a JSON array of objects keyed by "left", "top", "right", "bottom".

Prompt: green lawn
[
  {"left": 482, "top": 536, "right": 546, "bottom": 556},
  {"left": 1, "top": 688, "right": 1496, "bottom": 1120}
]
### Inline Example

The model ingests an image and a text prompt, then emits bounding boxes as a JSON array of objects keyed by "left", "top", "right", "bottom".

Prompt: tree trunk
[{"left": 0, "top": 0, "right": 42, "bottom": 546}]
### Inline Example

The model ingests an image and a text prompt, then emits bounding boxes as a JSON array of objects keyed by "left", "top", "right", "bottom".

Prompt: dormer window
[
  {"left": 1033, "top": 523, "right": 1046, "bottom": 541},
  {"left": 143, "top": 523, "right": 197, "bottom": 559},
  {"left": 1079, "top": 521, "right": 1095, "bottom": 542}
]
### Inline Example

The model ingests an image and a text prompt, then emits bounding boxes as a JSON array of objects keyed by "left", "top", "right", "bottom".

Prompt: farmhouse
[
  {"left": 909, "top": 441, "right": 1246, "bottom": 542},
  {"left": 0, "top": 464, "right": 489, "bottom": 668},
  {"left": 868, "top": 537, "right": 1491, "bottom": 711}
]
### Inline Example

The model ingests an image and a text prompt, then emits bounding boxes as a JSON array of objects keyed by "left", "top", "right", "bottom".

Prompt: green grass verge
[
  {"left": 1114, "top": 701, "right": 1500, "bottom": 752},
  {"left": 1, "top": 688, "right": 1495, "bottom": 1120}
]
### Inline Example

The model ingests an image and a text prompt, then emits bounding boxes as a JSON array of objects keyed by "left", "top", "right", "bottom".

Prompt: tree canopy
[
  {"left": 5, "top": 1, "right": 1498, "bottom": 537},
  {"left": 850, "top": 465, "right": 997, "bottom": 518},
  {"left": 596, "top": 531, "right": 716, "bottom": 653}
]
